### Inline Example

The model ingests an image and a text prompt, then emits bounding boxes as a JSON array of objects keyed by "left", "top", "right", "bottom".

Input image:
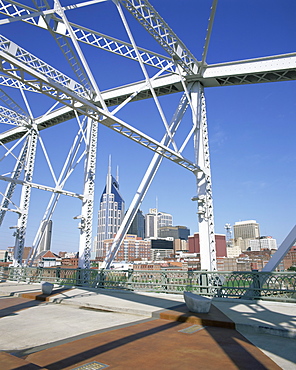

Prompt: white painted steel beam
[
  {"left": 191, "top": 82, "right": 216, "bottom": 271},
  {"left": 2, "top": 52, "right": 295, "bottom": 145},
  {"left": 118, "top": 0, "right": 199, "bottom": 74},
  {"left": 262, "top": 225, "right": 296, "bottom": 272},
  {"left": 0, "top": 0, "right": 176, "bottom": 74},
  {"left": 200, "top": 53, "right": 296, "bottom": 86},
  {"left": 0, "top": 174, "right": 83, "bottom": 198},
  {"left": 0, "top": 88, "right": 28, "bottom": 117},
  {"left": 52, "top": 0, "right": 108, "bottom": 111},
  {"left": 78, "top": 118, "right": 98, "bottom": 269},
  {"left": 0, "top": 140, "right": 27, "bottom": 225},
  {"left": 0, "top": 75, "right": 38, "bottom": 94},
  {"left": 200, "top": 0, "right": 218, "bottom": 70},
  {"left": 0, "top": 105, "right": 29, "bottom": 126},
  {"left": 30, "top": 0, "right": 93, "bottom": 95},
  {"left": 0, "top": 125, "right": 29, "bottom": 144},
  {"left": 26, "top": 115, "right": 92, "bottom": 266},
  {"left": 12, "top": 129, "right": 37, "bottom": 266},
  {"left": 0, "top": 38, "right": 198, "bottom": 172},
  {"left": 0, "top": 53, "right": 294, "bottom": 104}
]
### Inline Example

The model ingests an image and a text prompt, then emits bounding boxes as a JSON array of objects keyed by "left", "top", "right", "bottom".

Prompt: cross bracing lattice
[{"left": 0, "top": 0, "right": 295, "bottom": 270}]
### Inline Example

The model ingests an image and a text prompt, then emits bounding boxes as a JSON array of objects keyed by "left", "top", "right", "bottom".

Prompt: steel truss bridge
[{"left": 0, "top": 0, "right": 295, "bottom": 271}]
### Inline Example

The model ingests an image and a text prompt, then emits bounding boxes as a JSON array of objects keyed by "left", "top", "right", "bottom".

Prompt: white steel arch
[{"left": 0, "top": 0, "right": 294, "bottom": 271}]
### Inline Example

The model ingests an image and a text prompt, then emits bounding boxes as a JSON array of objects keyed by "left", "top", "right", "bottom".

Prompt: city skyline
[{"left": 0, "top": 0, "right": 295, "bottom": 255}]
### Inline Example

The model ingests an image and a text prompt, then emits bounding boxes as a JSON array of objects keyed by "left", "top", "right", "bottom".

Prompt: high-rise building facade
[
  {"left": 95, "top": 159, "right": 125, "bottom": 258},
  {"left": 249, "top": 237, "right": 277, "bottom": 251},
  {"left": 158, "top": 226, "right": 190, "bottom": 241},
  {"left": 37, "top": 220, "right": 52, "bottom": 255},
  {"left": 158, "top": 211, "right": 173, "bottom": 229},
  {"left": 145, "top": 208, "right": 158, "bottom": 238},
  {"left": 188, "top": 233, "right": 227, "bottom": 258},
  {"left": 128, "top": 209, "right": 145, "bottom": 239},
  {"left": 145, "top": 209, "right": 173, "bottom": 239},
  {"left": 101, "top": 234, "right": 151, "bottom": 262},
  {"left": 150, "top": 238, "right": 174, "bottom": 260},
  {"left": 233, "top": 220, "right": 260, "bottom": 251},
  {"left": 233, "top": 220, "right": 260, "bottom": 239},
  {"left": 158, "top": 225, "right": 190, "bottom": 253}
]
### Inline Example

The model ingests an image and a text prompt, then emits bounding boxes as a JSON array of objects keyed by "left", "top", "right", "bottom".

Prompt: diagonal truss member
[
  {"left": 0, "top": 35, "right": 198, "bottom": 172},
  {"left": 0, "top": 0, "right": 177, "bottom": 74}
]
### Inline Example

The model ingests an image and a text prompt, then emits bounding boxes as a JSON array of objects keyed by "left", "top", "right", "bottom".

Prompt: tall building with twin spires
[
  {"left": 94, "top": 162, "right": 176, "bottom": 259},
  {"left": 95, "top": 158, "right": 125, "bottom": 258}
]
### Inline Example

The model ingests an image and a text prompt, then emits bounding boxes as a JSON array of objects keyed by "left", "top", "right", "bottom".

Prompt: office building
[
  {"left": 188, "top": 233, "right": 227, "bottom": 258},
  {"left": 37, "top": 220, "right": 53, "bottom": 255},
  {"left": 127, "top": 209, "right": 145, "bottom": 239},
  {"left": 158, "top": 225, "right": 190, "bottom": 253},
  {"left": 101, "top": 234, "right": 151, "bottom": 262},
  {"left": 226, "top": 245, "right": 242, "bottom": 258},
  {"left": 233, "top": 220, "right": 260, "bottom": 239},
  {"left": 145, "top": 208, "right": 173, "bottom": 239},
  {"left": 173, "top": 238, "right": 188, "bottom": 252},
  {"left": 145, "top": 208, "right": 158, "bottom": 238},
  {"left": 150, "top": 238, "right": 174, "bottom": 260},
  {"left": 249, "top": 236, "right": 277, "bottom": 251},
  {"left": 233, "top": 220, "right": 260, "bottom": 251},
  {"left": 158, "top": 211, "right": 173, "bottom": 229},
  {"left": 158, "top": 225, "right": 190, "bottom": 240},
  {"left": 95, "top": 159, "right": 125, "bottom": 258}
]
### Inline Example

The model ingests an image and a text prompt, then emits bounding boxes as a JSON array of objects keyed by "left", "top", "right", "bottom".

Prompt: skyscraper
[
  {"left": 145, "top": 208, "right": 158, "bottom": 238},
  {"left": 158, "top": 211, "right": 173, "bottom": 229},
  {"left": 95, "top": 158, "right": 125, "bottom": 258},
  {"left": 37, "top": 220, "right": 53, "bottom": 254},
  {"left": 158, "top": 225, "right": 190, "bottom": 241},
  {"left": 127, "top": 209, "right": 145, "bottom": 239},
  {"left": 145, "top": 209, "right": 173, "bottom": 239},
  {"left": 233, "top": 220, "right": 260, "bottom": 251}
]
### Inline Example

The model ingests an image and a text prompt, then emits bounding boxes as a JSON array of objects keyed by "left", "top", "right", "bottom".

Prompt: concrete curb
[
  {"left": 236, "top": 323, "right": 296, "bottom": 339},
  {"left": 48, "top": 297, "right": 154, "bottom": 317}
]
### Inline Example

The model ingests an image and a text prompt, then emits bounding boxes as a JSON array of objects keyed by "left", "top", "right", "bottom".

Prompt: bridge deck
[{"left": 0, "top": 282, "right": 295, "bottom": 369}]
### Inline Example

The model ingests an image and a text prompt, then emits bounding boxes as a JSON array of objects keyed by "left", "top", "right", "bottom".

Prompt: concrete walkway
[
  {"left": 0, "top": 281, "right": 295, "bottom": 369},
  {"left": 213, "top": 298, "right": 296, "bottom": 338}
]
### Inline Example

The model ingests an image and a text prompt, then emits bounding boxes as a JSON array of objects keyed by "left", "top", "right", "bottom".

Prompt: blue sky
[{"left": 0, "top": 0, "right": 295, "bottom": 253}]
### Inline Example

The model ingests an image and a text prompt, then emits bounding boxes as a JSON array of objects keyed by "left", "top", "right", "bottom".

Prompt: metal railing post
[
  {"left": 127, "top": 268, "right": 133, "bottom": 289},
  {"left": 200, "top": 271, "right": 209, "bottom": 295},
  {"left": 187, "top": 270, "right": 193, "bottom": 292},
  {"left": 251, "top": 271, "right": 261, "bottom": 299},
  {"left": 161, "top": 270, "right": 167, "bottom": 292},
  {"left": 76, "top": 267, "right": 82, "bottom": 286},
  {"left": 98, "top": 269, "right": 105, "bottom": 289}
]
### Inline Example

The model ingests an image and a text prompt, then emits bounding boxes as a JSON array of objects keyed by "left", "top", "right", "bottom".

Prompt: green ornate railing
[{"left": 0, "top": 266, "right": 295, "bottom": 302}]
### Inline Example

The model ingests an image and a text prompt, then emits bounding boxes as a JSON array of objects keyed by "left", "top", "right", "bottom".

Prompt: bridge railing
[{"left": 0, "top": 266, "right": 295, "bottom": 302}]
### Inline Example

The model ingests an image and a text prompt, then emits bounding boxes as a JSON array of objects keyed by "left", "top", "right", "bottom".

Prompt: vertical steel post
[
  {"left": 78, "top": 117, "right": 98, "bottom": 269},
  {"left": 191, "top": 82, "right": 217, "bottom": 271},
  {"left": 0, "top": 140, "right": 28, "bottom": 226},
  {"left": 12, "top": 128, "right": 38, "bottom": 267}
]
